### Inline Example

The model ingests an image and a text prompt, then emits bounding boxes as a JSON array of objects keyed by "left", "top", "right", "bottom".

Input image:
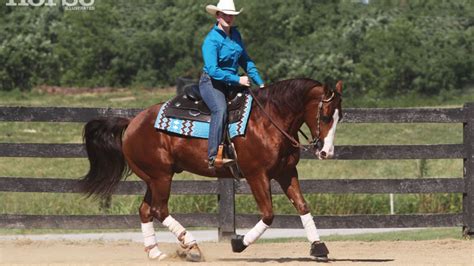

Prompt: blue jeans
[{"left": 199, "top": 73, "right": 227, "bottom": 160}]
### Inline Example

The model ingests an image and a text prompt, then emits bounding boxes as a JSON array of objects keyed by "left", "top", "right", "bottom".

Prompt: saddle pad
[{"left": 154, "top": 94, "right": 253, "bottom": 139}]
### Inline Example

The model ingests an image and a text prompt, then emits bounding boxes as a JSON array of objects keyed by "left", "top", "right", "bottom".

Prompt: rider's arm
[{"left": 236, "top": 32, "right": 264, "bottom": 87}]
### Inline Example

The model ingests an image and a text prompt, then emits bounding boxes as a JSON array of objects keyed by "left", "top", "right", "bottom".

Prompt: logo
[{"left": 6, "top": 0, "right": 95, "bottom": 11}]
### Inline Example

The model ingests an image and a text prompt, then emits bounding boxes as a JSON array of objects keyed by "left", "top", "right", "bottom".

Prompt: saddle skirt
[{"left": 154, "top": 85, "right": 253, "bottom": 139}]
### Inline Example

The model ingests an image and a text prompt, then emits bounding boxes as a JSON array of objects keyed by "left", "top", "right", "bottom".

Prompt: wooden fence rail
[
  {"left": 0, "top": 177, "right": 466, "bottom": 194},
  {"left": 0, "top": 143, "right": 465, "bottom": 159},
  {"left": 0, "top": 104, "right": 473, "bottom": 240}
]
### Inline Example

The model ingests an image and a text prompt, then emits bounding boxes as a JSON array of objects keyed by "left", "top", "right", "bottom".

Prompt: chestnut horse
[{"left": 81, "top": 78, "right": 343, "bottom": 262}]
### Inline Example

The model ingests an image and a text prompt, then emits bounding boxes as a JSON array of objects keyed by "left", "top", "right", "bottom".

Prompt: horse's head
[{"left": 305, "top": 80, "right": 343, "bottom": 160}]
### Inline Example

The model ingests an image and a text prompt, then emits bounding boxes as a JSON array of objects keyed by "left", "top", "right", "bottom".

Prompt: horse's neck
[
  {"left": 288, "top": 113, "right": 305, "bottom": 135},
  {"left": 253, "top": 102, "right": 305, "bottom": 137}
]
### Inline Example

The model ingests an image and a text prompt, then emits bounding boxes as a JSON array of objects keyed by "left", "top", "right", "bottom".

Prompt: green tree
[{"left": 0, "top": 0, "right": 472, "bottom": 98}]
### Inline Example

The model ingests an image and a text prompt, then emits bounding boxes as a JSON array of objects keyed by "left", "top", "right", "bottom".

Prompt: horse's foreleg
[
  {"left": 276, "top": 168, "right": 320, "bottom": 242},
  {"left": 148, "top": 177, "right": 203, "bottom": 262},
  {"left": 232, "top": 176, "right": 272, "bottom": 253},
  {"left": 276, "top": 168, "right": 329, "bottom": 261}
]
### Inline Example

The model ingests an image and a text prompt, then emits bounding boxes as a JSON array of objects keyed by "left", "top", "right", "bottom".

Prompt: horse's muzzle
[
  {"left": 315, "top": 150, "right": 334, "bottom": 160},
  {"left": 314, "top": 140, "right": 334, "bottom": 160},
  {"left": 313, "top": 140, "right": 326, "bottom": 160},
  {"left": 316, "top": 150, "right": 326, "bottom": 159}
]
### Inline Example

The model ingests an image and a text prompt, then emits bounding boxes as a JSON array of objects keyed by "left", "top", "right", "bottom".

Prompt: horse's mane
[{"left": 252, "top": 78, "right": 322, "bottom": 114}]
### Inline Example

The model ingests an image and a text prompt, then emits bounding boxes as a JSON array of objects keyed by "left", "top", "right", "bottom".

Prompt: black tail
[{"left": 81, "top": 117, "right": 131, "bottom": 199}]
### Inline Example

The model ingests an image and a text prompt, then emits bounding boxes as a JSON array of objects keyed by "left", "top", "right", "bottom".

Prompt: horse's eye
[{"left": 320, "top": 115, "right": 332, "bottom": 123}]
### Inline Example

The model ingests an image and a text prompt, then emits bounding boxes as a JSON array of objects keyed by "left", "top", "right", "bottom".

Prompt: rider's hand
[
  {"left": 259, "top": 84, "right": 265, "bottom": 89},
  {"left": 239, "top": 76, "right": 250, "bottom": 87}
]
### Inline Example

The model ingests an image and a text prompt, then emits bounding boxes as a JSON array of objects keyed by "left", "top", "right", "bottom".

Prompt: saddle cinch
[
  {"left": 164, "top": 83, "right": 248, "bottom": 123},
  {"left": 163, "top": 83, "right": 247, "bottom": 179}
]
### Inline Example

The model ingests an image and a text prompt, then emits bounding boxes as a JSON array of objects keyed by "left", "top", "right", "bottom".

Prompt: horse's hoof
[
  {"left": 186, "top": 244, "right": 204, "bottom": 262},
  {"left": 314, "top": 255, "right": 329, "bottom": 262},
  {"left": 310, "top": 242, "right": 329, "bottom": 262},
  {"left": 148, "top": 252, "right": 168, "bottom": 261},
  {"left": 231, "top": 234, "right": 247, "bottom": 253},
  {"left": 147, "top": 246, "right": 168, "bottom": 261},
  {"left": 177, "top": 244, "right": 204, "bottom": 262}
]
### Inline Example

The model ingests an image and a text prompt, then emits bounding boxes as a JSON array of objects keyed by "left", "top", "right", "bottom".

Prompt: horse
[{"left": 81, "top": 78, "right": 343, "bottom": 262}]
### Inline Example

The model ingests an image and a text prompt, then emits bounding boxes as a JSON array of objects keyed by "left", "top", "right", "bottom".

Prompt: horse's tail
[{"left": 81, "top": 117, "right": 131, "bottom": 199}]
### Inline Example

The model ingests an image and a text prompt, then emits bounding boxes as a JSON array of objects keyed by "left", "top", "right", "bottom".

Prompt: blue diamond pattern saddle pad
[{"left": 154, "top": 93, "right": 253, "bottom": 139}]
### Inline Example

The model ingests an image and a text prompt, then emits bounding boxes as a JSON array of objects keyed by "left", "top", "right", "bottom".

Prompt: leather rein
[{"left": 247, "top": 87, "right": 338, "bottom": 151}]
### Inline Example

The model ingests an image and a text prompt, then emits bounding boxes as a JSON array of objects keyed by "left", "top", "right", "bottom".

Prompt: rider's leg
[{"left": 199, "top": 73, "right": 227, "bottom": 166}]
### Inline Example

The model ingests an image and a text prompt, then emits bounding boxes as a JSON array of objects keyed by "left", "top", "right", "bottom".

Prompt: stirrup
[
  {"left": 213, "top": 145, "right": 235, "bottom": 168},
  {"left": 223, "top": 158, "right": 235, "bottom": 165},
  {"left": 213, "top": 157, "right": 235, "bottom": 168}
]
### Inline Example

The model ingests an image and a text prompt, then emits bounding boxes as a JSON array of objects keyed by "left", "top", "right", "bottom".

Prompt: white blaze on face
[{"left": 320, "top": 109, "right": 339, "bottom": 159}]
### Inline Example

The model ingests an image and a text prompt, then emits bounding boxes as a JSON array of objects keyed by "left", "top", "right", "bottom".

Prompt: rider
[{"left": 201, "top": 0, "right": 265, "bottom": 169}]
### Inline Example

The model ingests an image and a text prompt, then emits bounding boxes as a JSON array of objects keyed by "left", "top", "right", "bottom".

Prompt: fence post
[
  {"left": 218, "top": 178, "right": 235, "bottom": 241},
  {"left": 463, "top": 102, "right": 474, "bottom": 237}
]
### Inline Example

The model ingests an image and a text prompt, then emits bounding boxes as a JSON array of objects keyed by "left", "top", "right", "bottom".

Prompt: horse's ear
[{"left": 335, "top": 80, "right": 343, "bottom": 95}]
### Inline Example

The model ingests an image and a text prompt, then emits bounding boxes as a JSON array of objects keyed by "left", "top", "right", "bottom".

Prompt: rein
[
  {"left": 247, "top": 88, "right": 306, "bottom": 150},
  {"left": 247, "top": 88, "right": 337, "bottom": 151}
]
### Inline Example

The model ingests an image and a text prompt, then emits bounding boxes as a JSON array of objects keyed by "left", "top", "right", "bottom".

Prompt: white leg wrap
[
  {"left": 183, "top": 231, "right": 197, "bottom": 246},
  {"left": 301, "top": 213, "right": 320, "bottom": 242},
  {"left": 162, "top": 215, "right": 196, "bottom": 246},
  {"left": 141, "top": 222, "right": 166, "bottom": 260},
  {"left": 148, "top": 246, "right": 166, "bottom": 260},
  {"left": 243, "top": 220, "right": 269, "bottom": 246},
  {"left": 141, "top": 222, "right": 157, "bottom": 247}
]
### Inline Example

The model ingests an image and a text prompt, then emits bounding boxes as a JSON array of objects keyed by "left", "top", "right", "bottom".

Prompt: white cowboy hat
[{"left": 206, "top": 0, "right": 243, "bottom": 16}]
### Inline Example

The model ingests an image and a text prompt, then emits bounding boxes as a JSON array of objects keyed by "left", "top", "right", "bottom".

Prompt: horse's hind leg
[
  {"left": 147, "top": 175, "right": 203, "bottom": 262},
  {"left": 276, "top": 167, "right": 329, "bottom": 261},
  {"left": 127, "top": 157, "right": 168, "bottom": 260},
  {"left": 139, "top": 186, "right": 168, "bottom": 260}
]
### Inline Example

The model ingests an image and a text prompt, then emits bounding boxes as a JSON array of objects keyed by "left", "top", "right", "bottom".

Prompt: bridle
[
  {"left": 307, "top": 90, "right": 340, "bottom": 151},
  {"left": 247, "top": 88, "right": 340, "bottom": 151}
]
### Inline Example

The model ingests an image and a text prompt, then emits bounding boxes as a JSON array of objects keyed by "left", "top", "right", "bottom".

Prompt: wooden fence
[{"left": 0, "top": 103, "right": 473, "bottom": 240}]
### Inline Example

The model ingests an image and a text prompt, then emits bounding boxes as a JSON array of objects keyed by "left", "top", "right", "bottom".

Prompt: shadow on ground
[{"left": 220, "top": 257, "right": 394, "bottom": 263}]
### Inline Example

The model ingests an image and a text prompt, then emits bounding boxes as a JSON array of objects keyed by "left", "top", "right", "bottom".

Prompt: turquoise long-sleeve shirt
[{"left": 202, "top": 24, "right": 264, "bottom": 86}]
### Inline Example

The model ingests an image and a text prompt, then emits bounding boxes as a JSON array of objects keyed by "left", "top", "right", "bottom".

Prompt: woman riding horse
[
  {"left": 81, "top": 77, "right": 343, "bottom": 262},
  {"left": 201, "top": 0, "right": 265, "bottom": 169}
]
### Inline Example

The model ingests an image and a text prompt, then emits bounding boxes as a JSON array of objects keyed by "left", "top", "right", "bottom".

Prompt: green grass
[
  {"left": 0, "top": 192, "right": 462, "bottom": 217},
  {"left": 0, "top": 87, "right": 472, "bottom": 234},
  {"left": 0, "top": 228, "right": 141, "bottom": 235},
  {"left": 324, "top": 228, "right": 463, "bottom": 241},
  {"left": 346, "top": 87, "right": 474, "bottom": 108},
  {"left": 258, "top": 228, "right": 463, "bottom": 243},
  {"left": 0, "top": 87, "right": 174, "bottom": 108}
]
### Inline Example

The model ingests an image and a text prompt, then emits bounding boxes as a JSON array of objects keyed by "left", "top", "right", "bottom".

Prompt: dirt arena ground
[{"left": 1, "top": 239, "right": 473, "bottom": 265}]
